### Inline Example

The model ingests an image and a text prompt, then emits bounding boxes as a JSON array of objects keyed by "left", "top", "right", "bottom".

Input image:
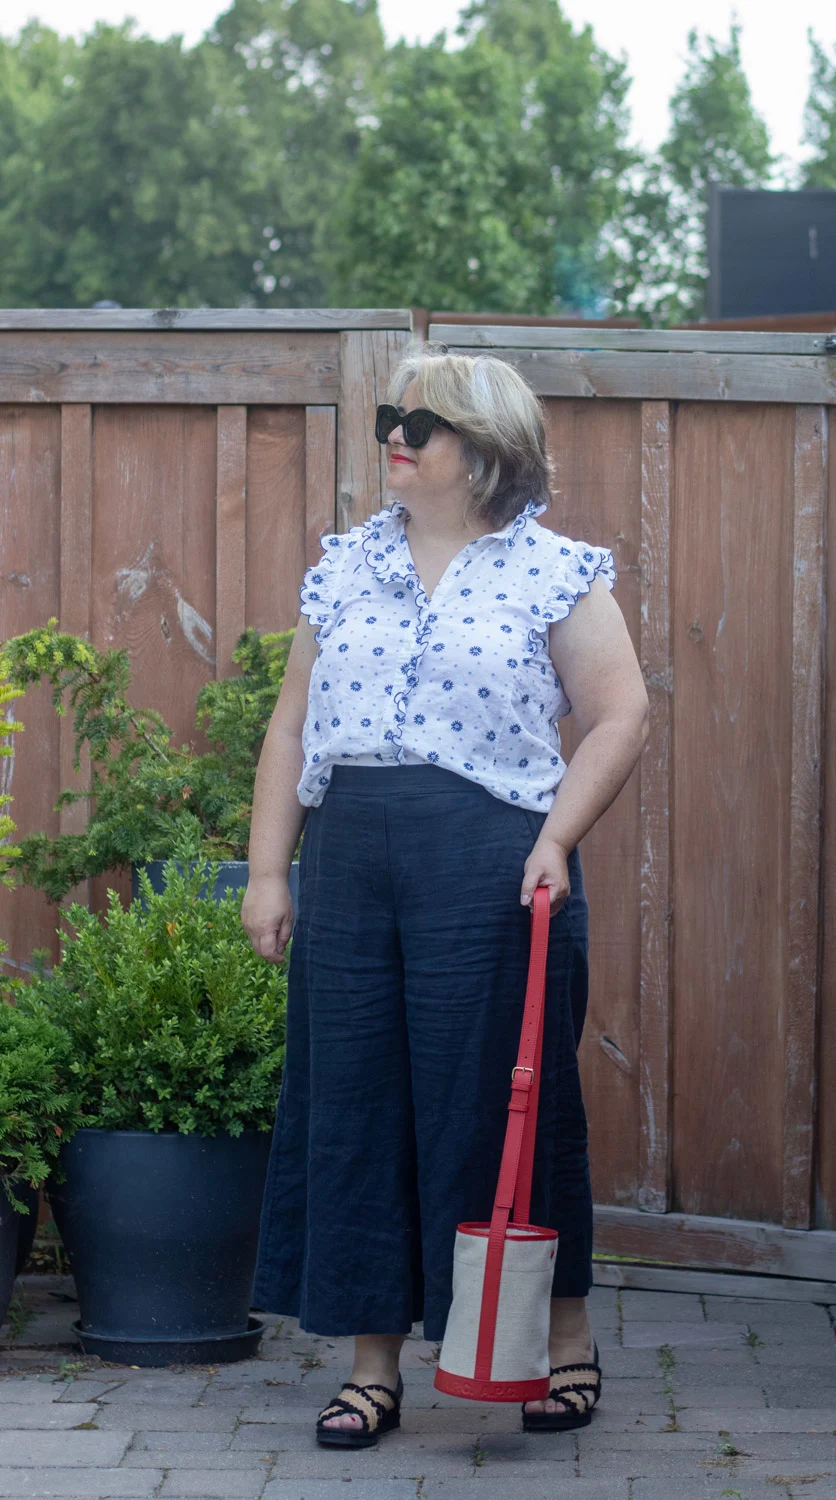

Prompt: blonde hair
[{"left": 386, "top": 343, "right": 552, "bottom": 527}]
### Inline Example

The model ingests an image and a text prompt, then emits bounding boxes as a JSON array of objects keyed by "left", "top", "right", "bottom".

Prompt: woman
[{"left": 243, "top": 347, "right": 648, "bottom": 1447}]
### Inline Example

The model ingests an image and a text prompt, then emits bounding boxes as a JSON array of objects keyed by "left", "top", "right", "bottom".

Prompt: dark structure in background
[{"left": 708, "top": 185, "right": 836, "bottom": 319}]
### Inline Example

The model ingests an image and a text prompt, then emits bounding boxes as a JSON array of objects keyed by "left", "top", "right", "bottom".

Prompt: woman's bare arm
[
  {"left": 241, "top": 615, "right": 320, "bottom": 962},
  {"left": 540, "top": 578, "right": 649, "bottom": 855}
]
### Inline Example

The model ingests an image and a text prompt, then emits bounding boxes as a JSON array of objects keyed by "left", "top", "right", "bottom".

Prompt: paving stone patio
[{"left": 0, "top": 1277, "right": 833, "bottom": 1499}]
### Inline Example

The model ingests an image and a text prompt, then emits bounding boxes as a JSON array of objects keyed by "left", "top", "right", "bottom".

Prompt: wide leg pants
[{"left": 253, "top": 763, "right": 593, "bottom": 1340}]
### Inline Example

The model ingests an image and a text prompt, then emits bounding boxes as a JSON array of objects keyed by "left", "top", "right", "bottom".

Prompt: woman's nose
[{"left": 387, "top": 424, "right": 405, "bottom": 446}]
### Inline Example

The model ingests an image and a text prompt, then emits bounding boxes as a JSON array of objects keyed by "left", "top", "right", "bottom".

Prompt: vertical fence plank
[
  {"left": 672, "top": 404, "right": 792, "bottom": 1224},
  {"left": 0, "top": 406, "right": 62, "bottom": 965},
  {"left": 544, "top": 399, "right": 644, "bottom": 1208},
  {"left": 215, "top": 406, "right": 248, "bottom": 678},
  {"left": 245, "top": 408, "right": 307, "bottom": 635},
  {"left": 337, "top": 330, "right": 411, "bottom": 530},
  {"left": 58, "top": 406, "right": 93, "bottom": 906},
  {"left": 638, "top": 401, "right": 673, "bottom": 1213},
  {"left": 305, "top": 405, "right": 337, "bottom": 567},
  {"left": 819, "top": 406, "right": 836, "bottom": 1230},
  {"left": 784, "top": 404, "right": 827, "bottom": 1230}
]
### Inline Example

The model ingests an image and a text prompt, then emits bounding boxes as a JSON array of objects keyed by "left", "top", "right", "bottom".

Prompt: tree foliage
[
  {"left": 0, "top": 22, "right": 262, "bottom": 308},
  {"left": 206, "top": 0, "right": 385, "bottom": 305},
  {"left": 333, "top": 0, "right": 633, "bottom": 312},
  {"left": 802, "top": 35, "right": 836, "bottom": 188},
  {"left": 611, "top": 26, "right": 774, "bottom": 323},
  {"left": 0, "top": 3, "right": 814, "bottom": 321}
]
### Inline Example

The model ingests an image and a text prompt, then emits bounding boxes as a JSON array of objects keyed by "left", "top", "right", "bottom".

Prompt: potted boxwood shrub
[
  {"left": 15, "top": 856, "right": 287, "bottom": 1366},
  {"left": 0, "top": 622, "right": 301, "bottom": 910},
  {"left": 0, "top": 1002, "right": 83, "bottom": 1326}
]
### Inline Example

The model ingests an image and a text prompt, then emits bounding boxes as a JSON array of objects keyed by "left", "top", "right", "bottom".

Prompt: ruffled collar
[{"left": 361, "top": 497, "right": 548, "bottom": 586}]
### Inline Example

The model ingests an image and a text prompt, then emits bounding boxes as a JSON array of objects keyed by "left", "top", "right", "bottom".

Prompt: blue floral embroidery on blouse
[{"left": 296, "top": 495, "right": 616, "bottom": 812}]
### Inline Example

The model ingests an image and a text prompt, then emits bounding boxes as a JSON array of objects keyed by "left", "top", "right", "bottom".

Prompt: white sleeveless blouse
[{"left": 296, "top": 497, "right": 616, "bottom": 813}]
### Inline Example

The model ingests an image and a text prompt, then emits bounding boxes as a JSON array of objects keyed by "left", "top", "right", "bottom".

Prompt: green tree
[
  {"left": 0, "top": 21, "right": 262, "bottom": 308},
  {"left": 331, "top": 0, "right": 633, "bottom": 312},
  {"left": 201, "top": 0, "right": 386, "bottom": 305},
  {"left": 801, "top": 34, "right": 836, "bottom": 187},
  {"left": 613, "top": 26, "right": 773, "bottom": 324}
]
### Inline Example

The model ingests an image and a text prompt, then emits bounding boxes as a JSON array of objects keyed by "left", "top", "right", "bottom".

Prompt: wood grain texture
[
  {"left": 542, "top": 399, "right": 643, "bottom": 1210},
  {"left": 638, "top": 402, "right": 673, "bottom": 1213},
  {"left": 0, "top": 309, "right": 413, "bottom": 332},
  {"left": 593, "top": 1262, "right": 836, "bottom": 1302},
  {"left": 594, "top": 1204, "right": 836, "bottom": 1280},
  {"left": 435, "top": 347, "right": 836, "bottom": 404},
  {"left": 0, "top": 406, "right": 62, "bottom": 966},
  {"left": 58, "top": 406, "right": 93, "bottom": 908},
  {"left": 431, "top": 324, "right": 836, "bottom": 355},
  {"left": 305, "top": 406, "right": 337, "bottom": 569},
  {"left": 818, "top": 406, "right": 836, "bottom": 1230},
  {"left": 245, "top": 407, "right": 307, "bottom": 635},
  {"left": 337, "top": 329, "right": 412, "bottom": 530},
  {"left": 89, "top": 406, "right": 217, "bottom": 915},
  {"left": 671, "top": 404, "right": 794, "bottom": 1224},
  {"left": 215, "top": 407, "right": 248, "bottom": 678},
  {"left": 783, "top": 407, "right": 827, "bottom": 1230},
  {"left": 0, "top": 331, "right": 340, "bottom": 404}
]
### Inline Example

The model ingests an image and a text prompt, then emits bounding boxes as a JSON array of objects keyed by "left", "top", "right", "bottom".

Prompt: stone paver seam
[
  {"left": 118, "top": 1412, "right": 145, "bottom": 1467},
  {"left": 743, "top": 1321, "right": 766, "bottom": 1365},
  {"left": 698, "top": 1293, "right": 708, "bottom": 1322},
  {"left": 656, "top": 1342, "right": 679, "bottom": 1432},
  {"left": 615, "top": 1288, "right": 624, "bottom": 1346}
]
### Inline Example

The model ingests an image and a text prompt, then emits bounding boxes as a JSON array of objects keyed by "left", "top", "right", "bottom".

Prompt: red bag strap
[{"left": 473, "top": 885, "right": 551, "bottom": 1381}]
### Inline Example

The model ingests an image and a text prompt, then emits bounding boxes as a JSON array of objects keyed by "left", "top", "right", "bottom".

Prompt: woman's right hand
[{"left": 241, "top": 873, "right": 295, "bottom": 965}]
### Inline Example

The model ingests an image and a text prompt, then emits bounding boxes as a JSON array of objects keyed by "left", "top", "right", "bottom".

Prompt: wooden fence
[{"left": 2, "top": 310, "right": 835, "bottom": 1288}]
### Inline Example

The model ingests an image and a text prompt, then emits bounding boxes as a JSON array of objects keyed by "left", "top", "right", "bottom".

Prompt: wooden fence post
[
  {"left": 638, "top": 401, "right": 673, "bottom": 1213},
  {"left": 784, "top": 404, "right": 827, "bottom": 1229}
]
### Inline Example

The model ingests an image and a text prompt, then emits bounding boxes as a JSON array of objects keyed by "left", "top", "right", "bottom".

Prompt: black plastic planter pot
[
  {"left": 48, "top": 1129, "right": 271, "bottom": 1366},
  {"left": 132, "top": 859, "right": 300, "bottom": 914}
]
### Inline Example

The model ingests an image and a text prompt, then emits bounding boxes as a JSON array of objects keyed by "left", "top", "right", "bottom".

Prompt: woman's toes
[
  {"left": 323, "top": 1413, "right": 360, "bottom": 1429},
  {"left": 525, "top": 1399, "right": 546, "bottom": 1414}
]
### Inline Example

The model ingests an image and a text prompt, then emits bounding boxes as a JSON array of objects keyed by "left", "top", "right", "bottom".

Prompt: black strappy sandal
[
  {"left": 521, "top": 1341, "right": 601, "bottom": 1433},
  {"left": 316, "top": 1373, "right": 404, "bottom": 1448}
]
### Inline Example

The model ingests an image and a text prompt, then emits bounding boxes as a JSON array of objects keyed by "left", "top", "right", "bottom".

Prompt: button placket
[{"left": 390, "top": 580, "right": 436, "bottom": 762}]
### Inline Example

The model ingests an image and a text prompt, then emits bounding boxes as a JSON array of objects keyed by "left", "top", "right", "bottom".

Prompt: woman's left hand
[{"left": 520, "top": 835, "right": 571, "bottom": 916}]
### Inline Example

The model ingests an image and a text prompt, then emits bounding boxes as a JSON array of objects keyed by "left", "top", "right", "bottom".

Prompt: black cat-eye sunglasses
[{"left": 375, "top": 403, "right": 458, "bottom": 450}]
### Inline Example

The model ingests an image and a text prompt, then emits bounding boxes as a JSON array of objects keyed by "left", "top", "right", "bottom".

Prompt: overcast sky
[{"left": 8, "top": 0, "right": 836, "bottom": 170}]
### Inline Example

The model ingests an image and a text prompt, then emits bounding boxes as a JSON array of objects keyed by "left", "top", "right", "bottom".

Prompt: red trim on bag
[
  {"left": 456, "top": 1221, "right": 558, "bottom": 1242},
  {"left": 434, "top": 1367, "right": 551, "bottom": 1403},
  {"left": 472, "top": 886, "right": 552, "bottom": 1385}
]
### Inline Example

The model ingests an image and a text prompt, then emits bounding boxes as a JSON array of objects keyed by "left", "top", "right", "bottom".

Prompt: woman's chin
[{"left": 385, "top": 465, "right": 414, "bottom": 492}]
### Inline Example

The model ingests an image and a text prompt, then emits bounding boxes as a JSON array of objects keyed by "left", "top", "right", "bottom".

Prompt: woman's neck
[{"left": 400, "top": 499, "right": 492, "bottom": 549}]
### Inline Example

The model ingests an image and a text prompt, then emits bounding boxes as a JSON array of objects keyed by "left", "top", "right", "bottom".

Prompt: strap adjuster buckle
[{"left": 511, "top": 1066, "right": 534, "bottom": 1086}]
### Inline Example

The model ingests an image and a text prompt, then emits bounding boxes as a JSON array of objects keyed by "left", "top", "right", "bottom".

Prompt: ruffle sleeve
[
  {"left": 525, "top": 536, "right": 616, "bottom": 675},
  {"left": 298, "top": 530, "right": 352, "bottom": 642},
  {"left": 536, "top": 538, "right": 616, "bottom": 627}
]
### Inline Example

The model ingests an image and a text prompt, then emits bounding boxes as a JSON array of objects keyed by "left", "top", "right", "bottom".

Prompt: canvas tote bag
[{"left": 435, "top": 885, "right": 557, "bottom": 1403}]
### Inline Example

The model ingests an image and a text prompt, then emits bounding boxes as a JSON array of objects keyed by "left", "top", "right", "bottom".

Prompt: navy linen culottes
[{"left": 253, "top": 763, "right": 593, "bottom": 1340}]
